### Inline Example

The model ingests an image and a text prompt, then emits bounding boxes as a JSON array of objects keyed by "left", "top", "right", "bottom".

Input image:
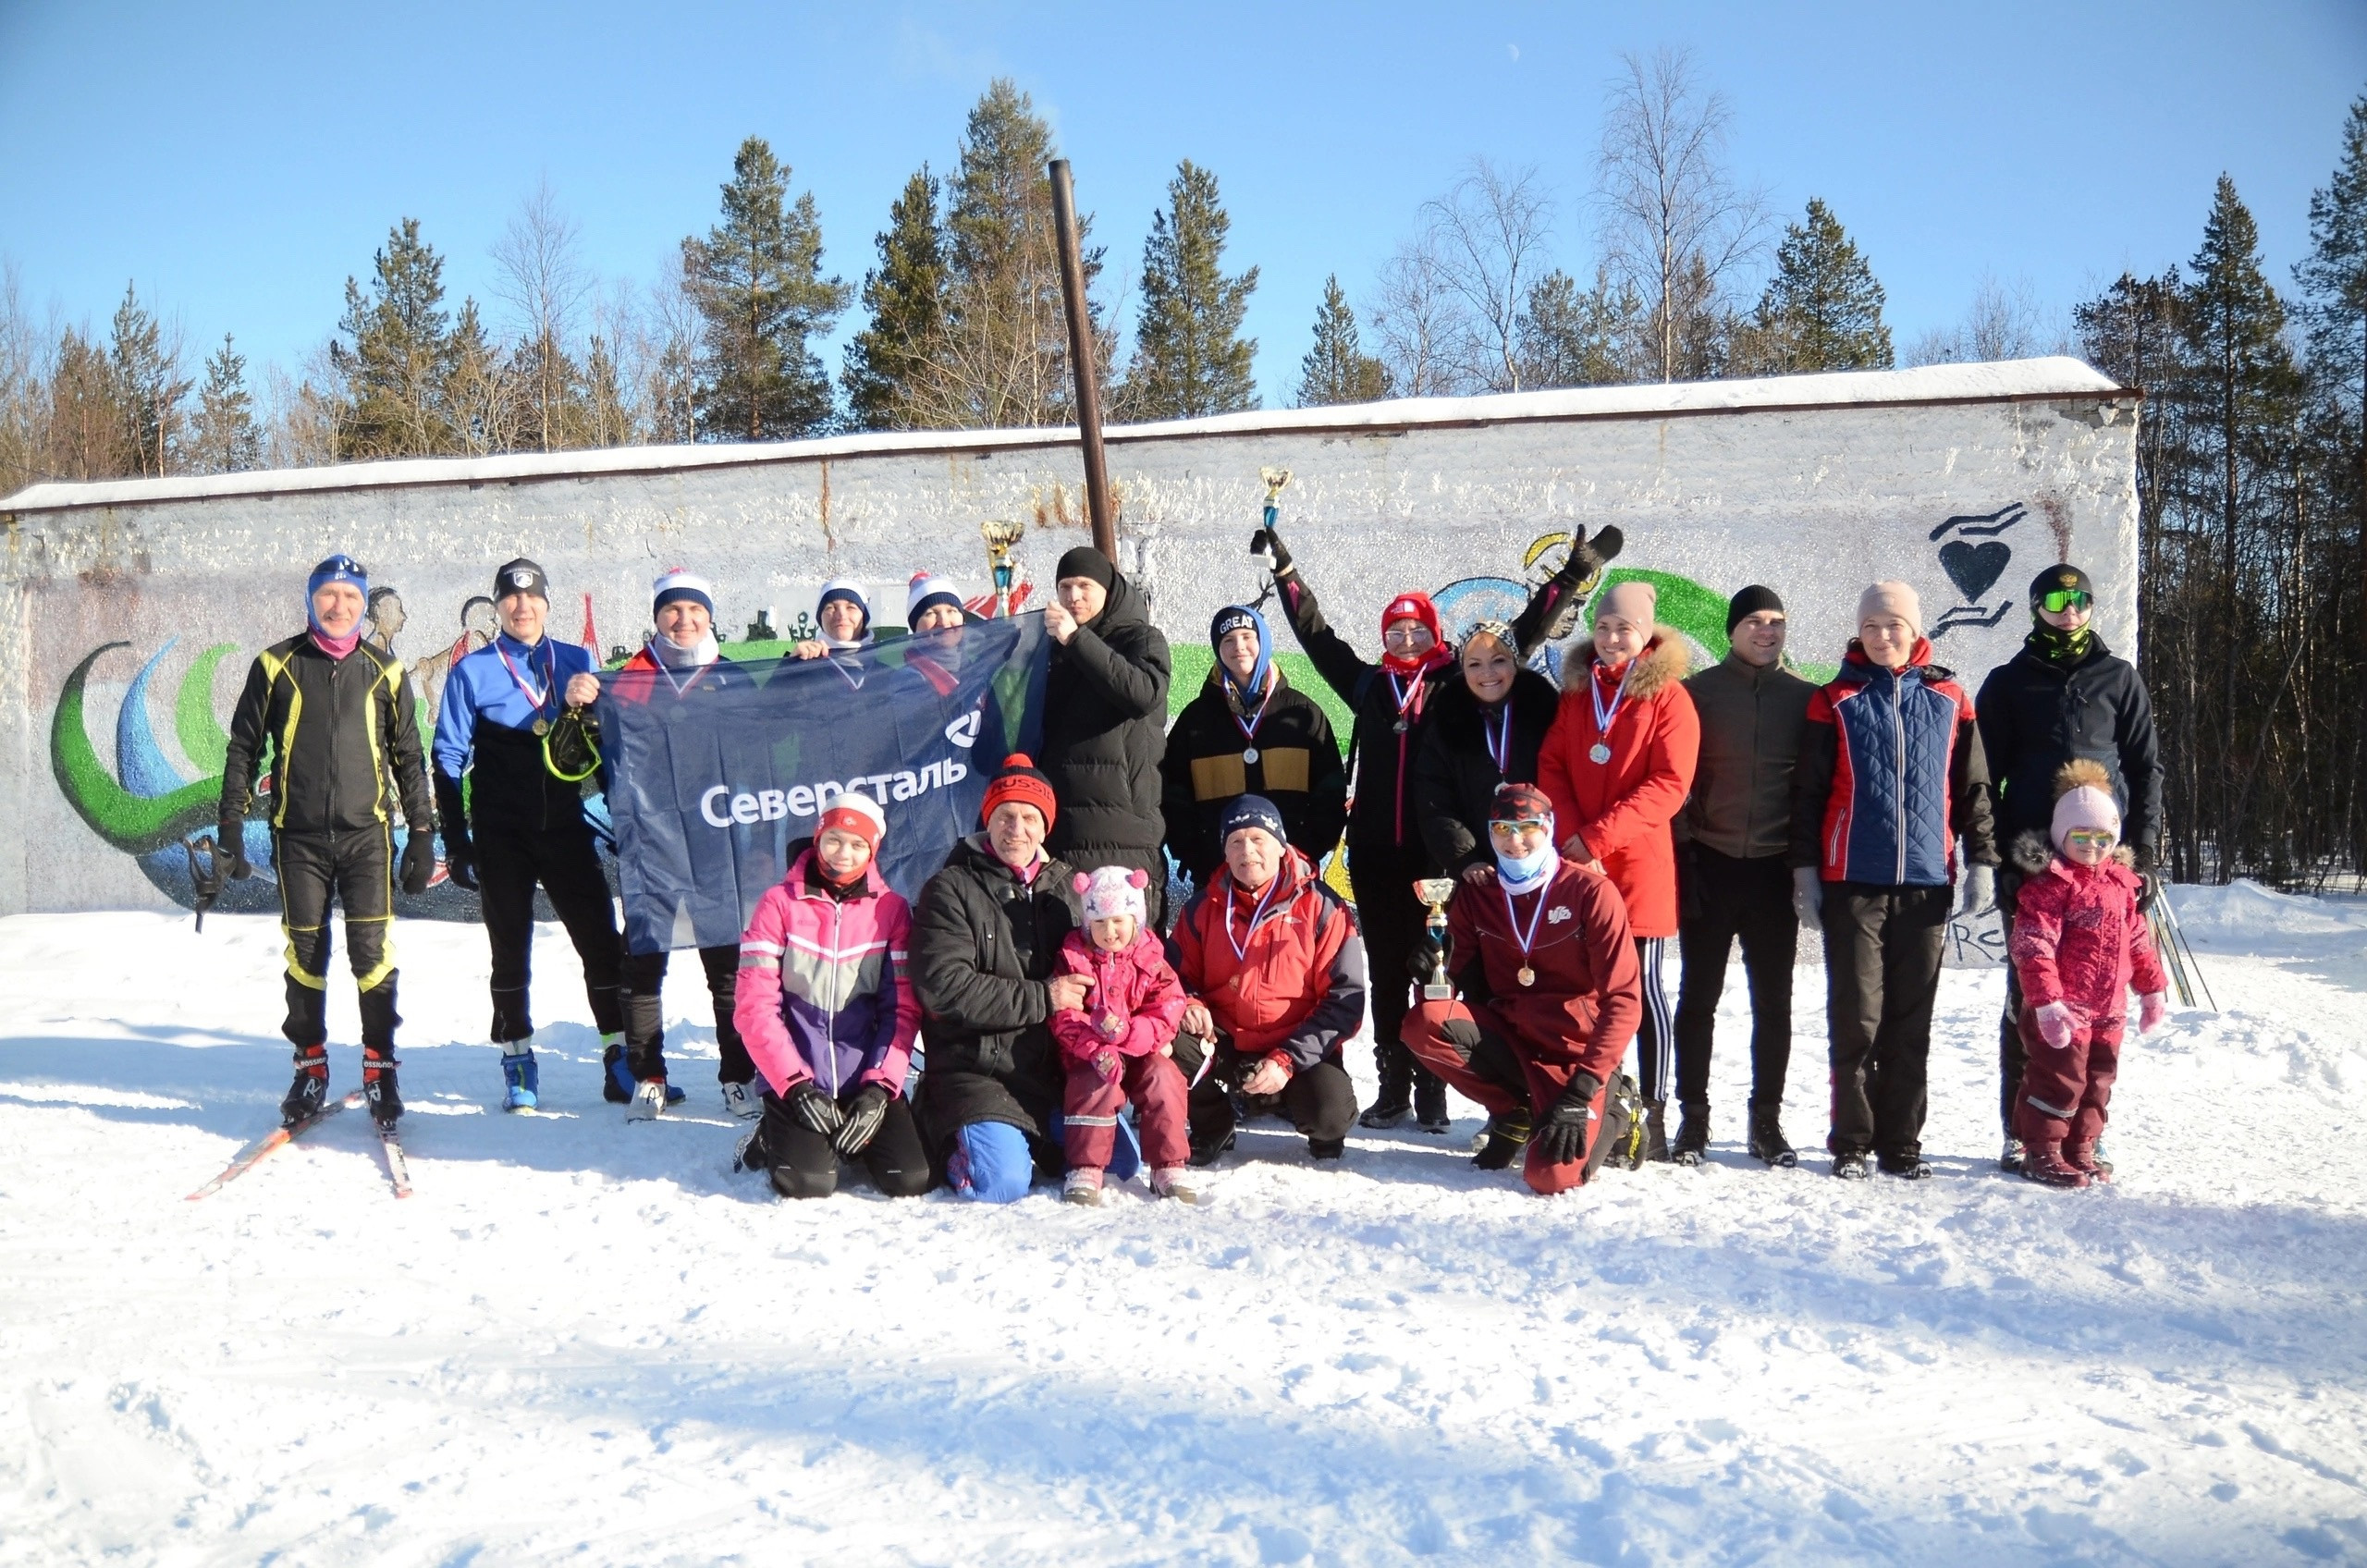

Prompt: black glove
[
  {"left": 1249, "top": 523, "right": 1294, "bottom": 578},
  {"left": 1530, "top": 1073, "right": 1604, "bottom": 1166},
  {"left": 2138, "top": 872, "right": 2163, "bottom": 913},
  {"left": 734, "top": 1093, "right": 796, "bottom": 1172},
  {"left": 443, "top": 840, "right": 479, "bottom": 892},
  {"left": 1556, "top": 524, "right": 1624, "bottom": 591},
  {"left": 789, "top": 1080, "right": 843, "bottom": 1137},
  {"left": 1408, "top": 932, "right": 1448, "bottom": 986},
  {"left": 215, "top": 820, "right": 252, "bottom": 880},
  {"left": 399, "top": 832, "right": 436, "bottom": 896},
  {"left": 432, "top": 773, "right": 477, "bottom": 889},
  {"left": 832, "top": 1084, "right": 890, "bottom": 1157}
]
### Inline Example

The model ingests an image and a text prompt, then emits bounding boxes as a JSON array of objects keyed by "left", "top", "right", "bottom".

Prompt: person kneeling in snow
[
  {"left": 730, "top": 792, "right": 930, "bottom": 1200},
  {"left": 1401, "top": 783, "right": 1642, "bottom": 1194},
  {"left": 1050, "top": 867, "right": 1197, "bottom": 1206},
  {"left": 2005, "top": 761, "right": 2170, "bottom": 1189},
  {"left": 1170, "top": 796, "right": 1366, "bottom": 1166}
]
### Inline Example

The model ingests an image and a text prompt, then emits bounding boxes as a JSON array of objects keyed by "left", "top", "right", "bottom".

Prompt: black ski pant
[
  {"left": 1994, "top": 864, "right": 2029, "bottom": 1134},
  {"left": 1347, "top": 840, "right": 1441, "bottom": 1096},
  {"left": 1172, "top": 1030, "right": 1357, "bottom": 1153},
  {"left": 1674, "top": 847, "right": 1797, "bottom": 1110},
  {"left": 273, "top": 826, "right": 399, "bottom": 1054},
  {"left": 475, "top": 821, "right": 624, "bottom": 1044},
  {"left": 1820, "top": 882, "right": 1951, "bottom": 1162},
  {"left": 768, "top": 1088, "right": 932, "bottom": 1199},
  {"left": 620, "top": 943, "right": 749, "bottom": 1084}
]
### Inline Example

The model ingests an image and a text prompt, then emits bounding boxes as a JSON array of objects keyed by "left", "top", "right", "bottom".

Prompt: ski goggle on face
[
  {"left": 1488, "top": 818, "right": 1551, "bottom": 836},
  {"left": 2040, "top": 589, "right": 2092, "bottom": 614}
]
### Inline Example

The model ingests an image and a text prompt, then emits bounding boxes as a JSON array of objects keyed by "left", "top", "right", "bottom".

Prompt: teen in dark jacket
[
  {"left": 1411, "top": 619, "right": 1561, "bottom": 878},
  {"left": 1161, "top": 604, "right": 1346, "bottom": 886},
  {"left": 220, "top": 555, "right": 436, "bottom": 1130},
  {"left": 1789, "top": 582, "right": 1998, "bottom": 1181},
  {"left": 1975, "top": 563, "right": 2164, "bottom": 1170},
  {"left": 1039, "top": 547, "right": 1171, "bottom": 923},
  {"left": 1257, "top": 517, "right": 1617, "bottom": 1131}
]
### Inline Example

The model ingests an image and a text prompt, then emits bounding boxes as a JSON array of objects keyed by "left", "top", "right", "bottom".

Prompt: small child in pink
[
  {"left": 1049, "top": 866, "right": 1197, "bottom": 1205},
  {"left": 2007, "top": 760, "right": 2171, "bottom": 1188}
]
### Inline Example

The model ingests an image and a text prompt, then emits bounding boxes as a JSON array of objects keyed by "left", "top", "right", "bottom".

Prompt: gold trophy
[
  {"left": 1413, "top": 877, "right": 1457, "bottom": 1000},
  {"left": 981, "top": 518, "right": 1025, "bottom": 618},
  {"left": 1259, "top": 466, "right": 1292, "bottom": 506}
]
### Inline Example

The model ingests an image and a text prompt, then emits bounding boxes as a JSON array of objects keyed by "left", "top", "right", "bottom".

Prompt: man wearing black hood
[
  {"left": 1976, "top": 564, "right": 2162, "bottom": 1172},
  {"left": 1038, "top": 545, "right": 1173, "bottom": 925}
]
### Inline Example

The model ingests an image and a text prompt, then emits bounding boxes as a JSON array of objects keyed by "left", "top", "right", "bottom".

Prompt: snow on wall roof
[{"left": 0, "top": 356, "right": 2125, "bottom": 516}]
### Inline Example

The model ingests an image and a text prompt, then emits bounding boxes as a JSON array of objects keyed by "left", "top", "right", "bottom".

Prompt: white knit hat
[
  {"left": 817, "top": 790, "right": 887, "bottom": 848},
  {"left": 1073, "top": 864, "right": 1149, "bottom": 925},
  {"left": 906, "top": 571, "right": 965, "bottom": 624},
  {"left": 651, "top": 567, "right": 714, "bottom": 617}
]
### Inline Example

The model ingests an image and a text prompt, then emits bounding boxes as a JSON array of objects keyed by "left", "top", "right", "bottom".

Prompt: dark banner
[{"left": 599, "top": 615, "right": 1049, "bottom": 953}]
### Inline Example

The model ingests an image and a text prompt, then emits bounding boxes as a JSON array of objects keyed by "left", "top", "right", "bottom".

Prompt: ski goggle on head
[{"left": 2040, "top": 589, "right": 2092, "bottom": 615}]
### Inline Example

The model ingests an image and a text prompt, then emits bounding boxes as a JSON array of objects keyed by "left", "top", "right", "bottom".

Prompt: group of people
[{"left": 216, "top": 518, "right": 2164, "bottom": 1204}]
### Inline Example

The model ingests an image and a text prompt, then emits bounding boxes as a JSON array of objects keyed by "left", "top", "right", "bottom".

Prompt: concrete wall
[{"left": 0, "top": 358, "right": 2138, "bottom": 922}]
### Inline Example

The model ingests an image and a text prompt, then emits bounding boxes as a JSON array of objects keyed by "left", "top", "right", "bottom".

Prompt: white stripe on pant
[{"left": 1629, "top": 936, "right": 1674, "bottom": 1105}]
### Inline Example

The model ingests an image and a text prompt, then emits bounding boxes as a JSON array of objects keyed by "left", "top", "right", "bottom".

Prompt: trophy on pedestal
[
  {"left": 981, "top": 519, "right": 1025, "bottom": 618},
  {"left": 1413, "top": 877, "right": 1457, "bottom": 1000}
]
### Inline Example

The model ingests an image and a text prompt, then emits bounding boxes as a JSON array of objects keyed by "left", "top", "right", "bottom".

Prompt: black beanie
[
  {"left": 2029, "top": 564, "right": 2092, "bottom": 605},
  {"left": 1725, "top": 584, "right": 1784, "bottom": 634},
  {"left": 1054, "top": 545, "right": 1116, "bottom": 591},
  {"left": 495, "top": 558, "right": 550, "bottom": 602}
]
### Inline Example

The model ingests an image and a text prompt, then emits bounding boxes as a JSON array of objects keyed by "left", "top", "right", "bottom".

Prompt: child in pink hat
[{"left": 1049, "top": 866, "right": 1197, "bottom": 1205}]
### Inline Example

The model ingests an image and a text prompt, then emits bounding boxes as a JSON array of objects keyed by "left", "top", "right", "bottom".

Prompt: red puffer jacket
[
  {"left": 1171, "top": 847, "right": 1367, "bottom": 1072},
  {"left": 1048, "top": 926, "right": 1188, "bottom": 1067},
  {"left": 2005, "top": 832, "right": 2168, "bottom": 1024}
]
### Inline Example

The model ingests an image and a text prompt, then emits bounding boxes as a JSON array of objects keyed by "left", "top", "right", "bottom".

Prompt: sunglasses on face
[
  {"left": 1382, "top": 626, "right": 1430, "bottom": 645},
  {"left": 2041, "top": 589, "right": 2092, "bottom": 614},
  {"left": 2064, "top": 828, "right": 2116, "bottom": 849},
  {"left": 1488, "top": 819, "right": 1549, "bottom": 835}
]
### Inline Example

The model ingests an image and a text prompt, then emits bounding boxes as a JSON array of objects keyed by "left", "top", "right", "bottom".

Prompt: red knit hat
[
  {"left": 1380, "top": 592, "right": 1447, "bottom": 673},
  {"left": 981, "top": 753, "right": 1058, "bottom": 830}
]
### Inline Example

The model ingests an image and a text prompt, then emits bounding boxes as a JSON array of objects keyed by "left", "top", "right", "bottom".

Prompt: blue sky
[{"left": 3, "top": 1, "right": 2361, "bottom": 407}]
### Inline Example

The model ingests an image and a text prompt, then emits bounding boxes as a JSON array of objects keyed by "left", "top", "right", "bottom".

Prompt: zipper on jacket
[{"left": 1890, "top": 672, "right": 1907, "bottom": 884}]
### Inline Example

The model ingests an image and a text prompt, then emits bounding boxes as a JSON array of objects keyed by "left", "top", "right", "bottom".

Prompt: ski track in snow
[{"left": 1, "top": 888, "right": 2364, "bottom": 1566}]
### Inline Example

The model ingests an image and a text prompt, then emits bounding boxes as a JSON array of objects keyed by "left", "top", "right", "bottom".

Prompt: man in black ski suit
[{"left": 219, "top": 555, "right": 437, "bottom": 1128}]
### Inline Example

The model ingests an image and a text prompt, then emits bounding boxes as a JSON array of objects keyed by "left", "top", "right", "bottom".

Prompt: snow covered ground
[{"left": 3, "top": 884, "right": 2364, "bottom": 1566}]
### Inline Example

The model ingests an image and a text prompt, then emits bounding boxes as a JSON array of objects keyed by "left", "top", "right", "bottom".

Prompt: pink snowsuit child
[
  {"left": 1049, "top": 866, "right": 1193, "bottom": 1201},
  {"left": 2006, "top": 760, "right": 2170, "bottom": 1188}
]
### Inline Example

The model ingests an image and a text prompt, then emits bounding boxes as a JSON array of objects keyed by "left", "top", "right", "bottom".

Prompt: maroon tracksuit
[{"left": 1049, "top": 927, "right": 1191, "bottom": 1171}]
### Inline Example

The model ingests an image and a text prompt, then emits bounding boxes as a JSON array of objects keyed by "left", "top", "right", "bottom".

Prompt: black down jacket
[
  {"left": 1039, "top": 567, "right": 1171, "bottom": 886},
  {"left": 1410, "top": 666, "right": 1561, "bottom": 876},
  {"left": 1974, "top": 631, "right": 2163, "bottom": 861},
  {"left": 1160, "top": 666, "right": 1347, "bottom": 885},
  {"left": 909, "top": 833, "right": 1085, "bottom": 1147}
]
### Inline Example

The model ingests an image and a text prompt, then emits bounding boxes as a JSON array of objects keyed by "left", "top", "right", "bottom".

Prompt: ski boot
[
  {"left": 1747, "top": 1102, "right": 1797, "bottom": 1168},
  {"left": 1063, "top": 1168, "right": 1106, "bottom": 1207},
  {"left": 605, "top": 1039, "right": 687, "bottom": 1109},
  {"left": 1671, "top": 1101, "right": 1710, "bottom": 1167},
  {"left": 719, "top": 1079, "right": 761, "bottom": 1120},
  {"left": 1414, "top": 1076, "right": 1452, "bottom": 1133},
  {"left": 626, "top": 1080, "right": 668, "bottom": 1121},
  {"left": 500, "top": 1042, "right": 539, "bottom": 1112},
  {"left": 280, "top": 1043, "right": 329, "bottom": 1127},
  {"left": 362, "top": 1047, "right": 401, "bottom": 1126},
  {"left": 1359, "top": 1075, "right": 1413, "bottom": 1130},
  {"left": 1472, "top": 1109, "right": 1532, "bottom": 1170}
]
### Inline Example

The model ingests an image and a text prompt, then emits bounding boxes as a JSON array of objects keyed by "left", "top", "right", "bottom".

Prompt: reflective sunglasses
[
  {"left": 2041, "top": 589, "right": 2092, "bottom": 614},
  {"left": 2064, "top": 828, "right": 2116, "bottom": 849},
  {"left": 1488, "top": 818, "right": 1551, "bottom": 835}
]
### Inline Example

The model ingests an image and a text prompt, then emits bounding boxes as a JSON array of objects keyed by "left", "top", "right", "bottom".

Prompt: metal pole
[{"left": 1048, "top": 158, "right": 1116, "bottom": 560}]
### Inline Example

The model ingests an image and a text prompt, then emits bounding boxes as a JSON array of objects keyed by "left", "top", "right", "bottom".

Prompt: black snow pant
[
  {"left": 767, "top": 1088, "right": 933, "bottom": 1199},
  {"left": 1994, "top": 864, "right": 2029, "bottom": 1134},
  {"left": 1347, "top": 840, "right": 1441, "bottom": 1097},
  {"left": 1674, "top": 847, "right": 1797, "bottom": 1110},
  {"left": 1172, "top": 1030, "right": 1358, "bottom": 1154},
  {"left": 475, "top": 821, "right": 624, "bottom": 1044},
  {"left": 1820, "top": 882, "right": 1951, "bottom": 1162},
  {"left": 620, "top": 944, "right": 749, "bottom": 1084},
  {"left": 273, "top": 826, "right": 399, "bottom": 1054}
]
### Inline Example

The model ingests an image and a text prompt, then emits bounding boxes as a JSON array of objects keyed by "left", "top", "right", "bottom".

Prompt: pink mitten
[
  {"left": 2034, "top": 1001, "right": 2076, "bottom": 1049},
  {"left": 1091, "top": 1048, "right": 1122, "bottom": 1084},
  {"left": 2138, "top": 991, "right": 2168, "bottom": 1034}
]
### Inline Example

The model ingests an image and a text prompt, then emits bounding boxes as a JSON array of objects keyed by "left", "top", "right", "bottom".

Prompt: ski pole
[{"left": 2161, "top": 895, "right": 2216, "bottom": 1011}]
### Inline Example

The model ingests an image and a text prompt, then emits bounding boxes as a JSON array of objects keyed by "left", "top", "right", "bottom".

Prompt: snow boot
[
  {"left": 1642, "top": 1099, "right": 1672, "bottom": 1163},
  {"left": 1472, "top": 1109, "right": 1532, "bottom": 1170},
  {"left": 1414, "top": 1076, "right": 1452, "bottom": 1133},
  {"left": 1063, "top": 1168, "right": 1106, "bottom": 1207},
  {"left": 1878, "top": 1151, "right": 1933, "bottom": 1180},
  {"left": 362, "top": 1047, "right": 401, "bottom": 1126},
  {"left": 1188, "top": 1129, "right": 1234, "bottom": 1169},
  {"left": 1151, "top": 1167, "right": 1204, "bottom": 1204},
  {"left": 500, "top": 1043, "right": 539, "bottom": 1112},
  {"left": 1999, "top": 1133, "right": 2026, "bottom": 1173},
  {"left": 1308, "top": 1136, "right": 1346, "bottom": 1162},
  {"left": 280, "top": 1043, "right": 329, "bottom": 1127},
  {"left": 1670, "top": 1100, "right": 1710, "bottom": 1167},
  {"left": 1747, "top": 1102, "right": 1797, "bottom": 1168},
  {"left": 1359, "top": 1075, "right": 1413, "bottom": 1130},
  {"left": 626, "top": 1079, "right": 668, "bottom": 1121},
  {"left": 605, "top": 1040, "right": 686, "bottom": 1108},
  {"left": 2022, "top": 1144, "right": 2090, "bottom": 1189},
  {"left": 2064, "top": 1143, "right": 2112, "bottom": 1184},
  {"left": 719, "top": 1080, "right": 761, "bottom": 1120},
  {"left": 1832, "top": 1152, "right": 1871, "bottom": 1181}
]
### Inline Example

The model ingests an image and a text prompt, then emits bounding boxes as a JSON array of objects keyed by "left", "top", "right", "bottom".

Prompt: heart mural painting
[{"left": 1939, "top": 538, "right": 2012, "bottom": 603}]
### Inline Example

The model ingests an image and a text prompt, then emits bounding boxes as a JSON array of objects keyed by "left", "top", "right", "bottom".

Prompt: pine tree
[
  {"left": 108, "top": 283, "right": 189, "bottom": 475},
  {"left": 1749, "top": 199, "right": 1892, "bottom": 373},
  {"left": 189, "top": 334, "right": 261, "bottom": 473},
  {"left": 682, "top": 136, "right": 849, "bottom": 441},
  {"left": 934, "top": 80, "right": 1104, "bottom": 428},
  {"left": 1120, "top": 160, "right": 1258, "bottom": 420},
  {"left": 332, "top": 219, "right": 459, "bottom": 459},
  {"left": 1516, "top": 267, "right": 1639, "bottom": 388},
  {"left": 1296, "top": 275, "right": 1390, "bottom": 406},
  {"left": 443, "top": 299, "right": 515, "bottom": 455},
  {"left": 583, "top": 334, "right": 632, "bottom": 447},
  {"left": 842, "top": 165, "right": 948, "bottom": 432},
  {"left": 44, "top": 328, "right": 124, "bottom": 480},
  {"left": 2296, "top": 92, "right": 2367, "bottom": 687}
]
